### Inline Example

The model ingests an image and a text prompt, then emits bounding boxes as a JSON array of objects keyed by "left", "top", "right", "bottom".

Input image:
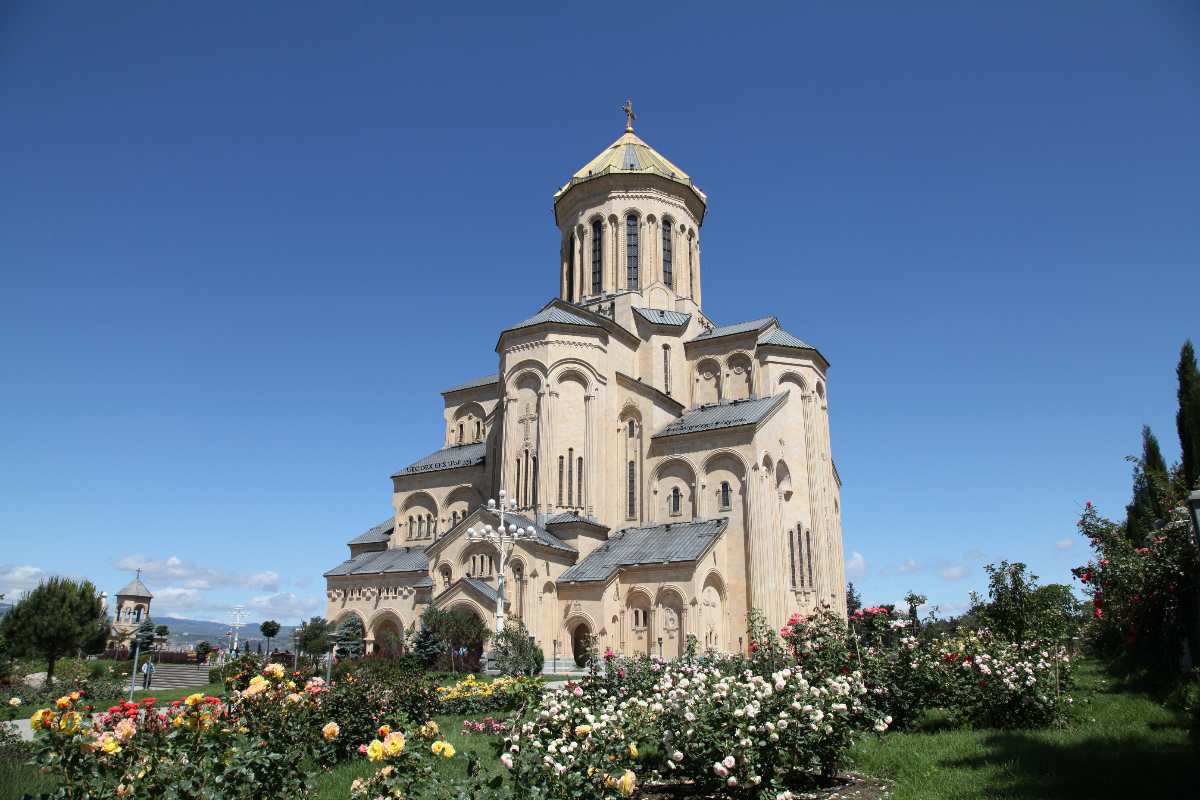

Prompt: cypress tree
[
  {"left": 1178, "top": 339, "right": 1200, "bottom": 491},
  {"left": 1125, "top": 425, "right": 1169, "bottom": 542}
]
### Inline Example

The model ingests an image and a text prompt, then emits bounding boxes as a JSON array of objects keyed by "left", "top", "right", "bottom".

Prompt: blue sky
[{"left": 2, "top": 2, "right": 1198, "bottom": 624}]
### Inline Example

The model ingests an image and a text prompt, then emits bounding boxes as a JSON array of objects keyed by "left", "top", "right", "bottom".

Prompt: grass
[{"left": 848, "top": 659, "right": 1200, "bottom": 800}]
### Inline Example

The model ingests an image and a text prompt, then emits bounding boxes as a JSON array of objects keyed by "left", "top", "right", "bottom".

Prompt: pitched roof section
[
  {"left": 443, "top": 374, "right": 499, "bottom": 394},
  {"left": 545, "top": 512, "right": 611, "bottom": 531},
  {"left": 459, "top": 577, "right": 505, "bottom": 605},
  {"left": 413, "top": 575, "right": 432, "bottom": 589},
  {"left": 633, "top": 307, "right": 692, "bottom": 328},
  {"left": 652, "top": 392, "right": 788, "bottom": 439},
  {"left": 757, "top": 328, "right": 812, "bottom": 350},
  {"left": 391, "top": 442, "right": 486, "bottom": 478},
  {"left": 347, "top": 517, "right": 395, "bottom": 546},
  {"left": 502, "top": 512, "right": 577, "bottom": 554},
  {"left": 324, "top": 546, "right": 429, "bottom": 577},
  {"left": 503, "top": 305, "right": 605, "bottom": 335},
  {"left": 689, "top": 317, "right": 776, "bottom": 343},
  {"left": 555, "top": 131, "right": 706, "bottom": 208},
  {"left": 116, "top": 576, "right": 153, "bottom": 598},
  {"left": 557, "top": 518, "right": 727, "bottom": 583}
]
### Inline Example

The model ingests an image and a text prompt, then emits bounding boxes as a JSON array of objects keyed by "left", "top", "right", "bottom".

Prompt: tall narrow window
[
  {"left": 523, "top": 451, "right": 530, "bottom": 507},
  {"left": 591, "top": 220, "right": 603, "bottom": 294},
  {"left": 577, "top": 456, "right": 583, "bottom": 507},
  {"left": 417, "top": 516, "right": 424, "bottom": 537},
  {"left": 805, "top": 531, "right": 814, "bottom": 587},
  {"left": 628, "top": 420, "right": 636, "bottom": 438},
  {"left": 457, "top": 423, "right": 464, "bottom": 444},
  {"left": 515, "top": 459, "right": 522, "bottom": 505},
  {"left": 429, "top": 515, "right": 436, "bottom": 537},
  {"left": 626, "top": 214, "right": 639, "bottom": 289},
  {"left": 670, "top": 487, "right": 682, "bottom": 515},
  {"left": 687, "top": 236, "right": 694, "bottom": 295},
  {"left": 663, "top": 345, "right": 671, "bottom": 395},
  {"left": 566, "top": 233, "right": 576, "bottom": 301},
  {"left": 408, "top": 516, "right": 415, "bottom": 538},
  {"left": 567, "top": 448, "right": 574, "bottom": 506},
  {"left": 532, "top": 457, "right": 538, "bottom": 505},
  {"left": 558, "top": 456, "right": 564, "bottom": 506},
  {"left": 627, "top": 461, "right": 637, "bottom": 517},
  {"left": 789, "top": 531, "right": 796, "bottom": 588},
  {"left": 720, "top": 481, "right": 732, "bottom": 510},
  {"left": 475, "top": 420, "right": 481, "bottom": 440},
  {"left": 662, "top": 221, "right": 673, "bottom": 288}
]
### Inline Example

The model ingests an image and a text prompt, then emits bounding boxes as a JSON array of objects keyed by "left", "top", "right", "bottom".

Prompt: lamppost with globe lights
[{"left": 467, "top": 489, "right": 538, "bottom": 635}]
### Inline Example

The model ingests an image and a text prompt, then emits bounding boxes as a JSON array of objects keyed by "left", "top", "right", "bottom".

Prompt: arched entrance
[
  {"left": 571, "top": 622, "right": 592, "bottom": 668},
  {"left": 372, "top": 618, "right": 402, "bottom": 654}
]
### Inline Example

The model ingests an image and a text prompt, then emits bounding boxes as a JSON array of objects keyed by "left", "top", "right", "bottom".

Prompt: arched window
[
  {"left": 417, "top": 516, "right": 424, "bottom": 537},
  {"left": 428, "top": 515, "right": 436, "bottom": 537},
  {"left": 457, "top": 423, "right": 464, "bottom": 444},
  {"left": 577, "top": 456, "right": 583, "bottom": 508},
  {"left": 566, "top": 232, "right": 576, "bottom": 301},
  {"left": 135, "top": 607, "right": 142, "bottom": 622},
  {"left": 789, "top": 530, "right": 796, "bottom": 588},
  {"left": 515, "top": 459, "right": 522, "bottom": 504},
  {"left": 451, "top": 510, "right": 459, "bottom": 528},
  {"left": 567, "top": 448, "right": 574, "bottom": 506},
  {"left": 591, "top": 220, "right": 603, "bottom": 295},
  {"left": 670, "top": 486, "right": 682, "bottom": 516},
  {"left": 719, "top": 481, "right": 732, "bottom": 510},
  {"left": 633, "top": 608, "right": 647, "bottom": 629},
  {"left": 627, "top": 420, "right": 636, "bottom": 438},
  {"left": 663, "top": 345, "right": 671, "bottom": 395},
  {"left": 805, "top": 530, "right": 814, "bottom": 587},
  {"left": 626, "top": 214, "right": 639, "bottom": 289},
  {"left": 441, "top": 566, "right": 451, "bottom": 589},
  {"left": 408, "top": 516, "right": 415, "bottom": 538},
  {"left": 474, "top": 420, "right": 482, "bottom": 440},
  {"left": 662, "top": 221, "right": 673, "bottom": 289},
  {"left": 627, "top": 461, "right": 637, "bottom": 518},
  {"left": 558, "top": 456, "right": 564, "bottom": 506},
  {"left": 687, "top": 234, "right": 694, "bottom": 294},
  {"left": 532, "top": 456, "right": 539, "bottom": 505}
]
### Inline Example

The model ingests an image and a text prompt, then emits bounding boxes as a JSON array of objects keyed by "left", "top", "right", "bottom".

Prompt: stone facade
[{"left": 325, "top": 124, "right": 845, "bottom": 665}]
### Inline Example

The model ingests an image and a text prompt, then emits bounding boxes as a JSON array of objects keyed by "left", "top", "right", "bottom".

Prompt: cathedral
[{"left": 324, "top": 110, "right": 845, "bottom": 666}]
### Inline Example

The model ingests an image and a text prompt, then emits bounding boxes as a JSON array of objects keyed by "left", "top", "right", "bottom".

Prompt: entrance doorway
[{"left": 571, "top": 623, "right": 591, "bottom": 668}]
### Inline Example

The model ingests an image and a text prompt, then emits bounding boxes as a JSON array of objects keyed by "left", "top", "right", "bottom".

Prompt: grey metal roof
[
  {"left": 504, "top": 305, "right": 603, "bottom": 334},
  {"left": 460, "top": 577, "right": 505, "bottom": 604},
  {"left": 347, "top": 517, "right": 395, "bottom": 546},
  {"left": 443, "top": 374, "right": 499, "bottom": 394},
  {"left": 545, "top": 512, "right": 610, "bottom": 531},
  {"left": 633, "top": 307, "right": 692, "bottom": 327},
  {"left": 116, "top": 576, "right": 153, "bottom": 598},
  {"left": 689, "top": 317, "right": 776, "bottom": 343},
  {"left": 413, "top": 575, "right": 432, "bottom": 589},
  {"left": 651, "top": 392, "right": 789, "bottom": 439},
  {"left": 502, "top": 512, "right": 577, "bottom": 554},
  {"left": 557, "top": 518, "right": 727, "bottom": 583},
  {"left": 324, "top": 546, "right": 429, "bottom": 577},
  {"left": 757, "top": 328, "right": 812, "bottom": 350},
  {"left": 391, "top": 442, "right": 486, "bottom": 478}
]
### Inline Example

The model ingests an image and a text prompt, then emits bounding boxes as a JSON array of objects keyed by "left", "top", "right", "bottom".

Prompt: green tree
[
  {"left": 903, "top": 590, "right": 927, "bottom": 624},
  {"left": 334, "top": 614, "right": 365, "bottom": 659},
  {"left": 297, "top": 616, "right": 329, "bottom": 659},
  {"left": 493, "top": 616, "right": 543, "bottom": 676},
  {"left": 1178, "top": 339, "right": 1200, "bottom": 491},
  {"left": 1125, "top": 425, "right": 1170, "bottom": 543},
  {"left": 971, "top": 561, "right": 1037, "bottom": 644},
  {"left": 259, "top": 619, "right": 281, "bottom": 654},
  {"left": 194, "top": 641, "right": 213, "bottom": 662},
  {"left": 412, "top": 607, "right": 491, "bottom": 670},
  {"left": 0, "top": 576, "right": 108, "bottom": 682},
  {"left": 845, "top": 582, "right": 862, "bottom": 614},
  {"left": 154, "top": 624, "right": 170, "bottom": 638}
]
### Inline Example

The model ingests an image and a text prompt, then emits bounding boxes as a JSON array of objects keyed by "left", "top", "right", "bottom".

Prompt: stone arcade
[{"left": 324, "top": 115, "right": 845, "bottom": 666}]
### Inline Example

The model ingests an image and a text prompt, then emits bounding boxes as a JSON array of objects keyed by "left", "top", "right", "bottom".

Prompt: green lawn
[{"left": 848, "top": 660, "right": 1200, "bottom": 800}]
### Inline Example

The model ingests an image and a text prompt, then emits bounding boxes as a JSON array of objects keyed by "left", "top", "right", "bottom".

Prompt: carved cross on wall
[{"left": 518, "top": 403, "right": 537, "bottom": 446}]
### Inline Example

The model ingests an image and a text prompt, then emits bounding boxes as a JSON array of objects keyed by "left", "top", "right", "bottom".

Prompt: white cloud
[
  {"left": 294, "top": 577, "right": 313, "bottom": 588},
  {"left": 939, "top": 600, "right": 971, "bottom": 614},
  {"left": 1056, "top": 538, "right": 1074, "bottom": 551},
  {"left": 112, "top": 555, "right": 278, "bottom": 592},
  {"left": 967, "top": 550, "right": 986, "bottom": 559},
  {"left": 0, "top": 564, "right": 87, "bottom": 598},
  {"left": 938, "top": 565, "right": 971, "bottom": 581},
  {"left": 845, "top": 551, "right": 869, "bottom": 580},
  {"left": 149, "top": 587, "right": 227, "bottom": 616},
  {"left": 896, "top": 558, "right": 920, "bottom": 575},
  {"left": 247, "top": 593, "right": 319, "bottom": 620}
]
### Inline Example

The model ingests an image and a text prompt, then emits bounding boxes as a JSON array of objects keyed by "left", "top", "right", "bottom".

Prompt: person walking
[{"left": 141, "top": 658, "right": 155, "bottom": 690}]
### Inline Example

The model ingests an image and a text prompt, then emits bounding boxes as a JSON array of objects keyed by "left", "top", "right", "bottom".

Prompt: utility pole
[{"left": 227, "top": 606, "right": 249, "bottom": 655}]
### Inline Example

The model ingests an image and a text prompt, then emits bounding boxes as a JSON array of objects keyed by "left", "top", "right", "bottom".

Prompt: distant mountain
[{"left": 142, "top": 617, "right": 299, "bottom": 651}]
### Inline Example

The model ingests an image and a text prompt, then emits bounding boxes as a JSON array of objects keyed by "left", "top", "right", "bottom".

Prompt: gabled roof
[
  {"left": 413, "top": 575, "right": 433, "bottom": 589},
  {"left": 391, "top": 442, "right": 486, "bottom": 478},
  {"left": 689, "top": 317, "right": 776, "bottom": 343},
  {"left": 324, "top": 546, "right": 429, "bottom": 577},
  {"left": 347, "top": 517, "right": 395, "bottom": 546},
  {"left": 503, "top": 304, "right": 604, "bottom": 335},
  {"left": 425, "top": 507, "right": 577, "bottom": 559},
  {"left": 652, "top": 392, "right": 788, "bottom": 439},
  {"left": 557, "top": 518, "right": 727, "bottom": 583},
  {"left": 443, "top": 374, "right": 499, "bottom": 394},
  {"left": 116, "top": 576, "right": 153, "bottom": 598},
  {"left": 545, "top": 512, "right": 611, "bottom": 532},
  {"left": 554, "top": 130, "right": 706, "bottom": 210},
  {"left": 503, "top": 512, "right": 577, "bottom": 554},
  {"left": 633, "top": 307, "right": 692, "bottom": 328},
  {"left": 757, "top": 328, "right": 812, "bottom": 350}
]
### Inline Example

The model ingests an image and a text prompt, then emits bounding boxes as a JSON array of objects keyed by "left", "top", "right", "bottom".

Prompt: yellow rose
[
  {"left": 286, "top": 681, "right": 296, "bottom": 690},
  {"left": 441, "top": 744, "right": 455, "bottom": 758},
  {"left": 8, "top": 698, "right": 20, "bottom": 707},
  {"left": 431, "top": 741, "right": 445, "bottom": 755},
  {"left": 382, "top": 731, "right": 406, "bottom": 757},
  {"left": 628, "top": 743, "right": 638, "bottom": 759},
  {"left": 172, "top": 715, "right": 185, "bottom": 727},
  {"left": 248, "top": 676, "right": 265, "bottom": 686},
  {"left": 366, "top": 740, "right": 385, "bottom": 762},
  {"left": 101, "top": 734, "right": 121, "bottom": 755},
  {"left": 185, "top": 693, "right": 205, "bottom": 706},
  {"left": 69, "top": 692, "right": 81, "bottom": 702},
  {"left": 321, "top": 722, "right": 340, "bottom": 740},
  {"left": 30, "top": 709, "right": 54, "bottom": 730},
  {"left": 378, "top": 724, "right": 390, "bottom": 737},
  {"left": 58, "top": 711, "right": 82, "bottom": 733},
  {"left": 55, "top": 696, "right": 72, "bottom": 709},
  {"left": 616, "top": 769, "right": 636, "bottom": 796}
]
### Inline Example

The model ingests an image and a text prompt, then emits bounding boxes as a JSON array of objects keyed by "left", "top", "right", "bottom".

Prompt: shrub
[
  {"left": 494, "top": 616, "right": 544, "bottom": 677},
  {"left": 438, "top": 674, "right": 535, "bottom": 715}
]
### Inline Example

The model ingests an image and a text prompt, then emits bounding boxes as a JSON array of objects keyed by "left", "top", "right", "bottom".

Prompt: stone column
[
  {"left": 584, "top": 392, "right": 595, "bottom": 514},
  {"left": 540, "top": 388, "right": 554, "bottom": 514},
  {"left": 499, "top": 392, "right": 516, "bottom": 496}
]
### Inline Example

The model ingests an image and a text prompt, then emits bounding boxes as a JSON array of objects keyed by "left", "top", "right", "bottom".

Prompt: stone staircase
[{"left": 123, "top": 663, "right": 213, "bottom": 691}]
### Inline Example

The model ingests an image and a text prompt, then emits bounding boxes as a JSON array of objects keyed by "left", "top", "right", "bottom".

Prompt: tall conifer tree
[
  {"left": 1125, "top": 425, "right": 1169, "bottom": 542},
  {"left": 1178, "top": 339, "right": 1200, "bottom": 491}
]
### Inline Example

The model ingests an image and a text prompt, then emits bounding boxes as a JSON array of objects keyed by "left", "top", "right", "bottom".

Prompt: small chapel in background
[
  {"left": 325, "top": 107, "right": 846, "bottom": 666},
  {"left": 109, "top": 570, "right": 153, "bottom": 647}
]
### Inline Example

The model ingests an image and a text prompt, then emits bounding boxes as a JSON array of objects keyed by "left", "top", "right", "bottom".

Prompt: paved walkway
[{"left": 7, "top": 718, "right": 33, "bottom": 742}]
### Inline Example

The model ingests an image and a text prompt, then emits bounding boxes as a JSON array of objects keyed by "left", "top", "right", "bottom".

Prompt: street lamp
[
  {"left": 325, "top": 634, "right": 341, "bottom": 685},
  {"left": 467, "top": 490, "right": 538, "bottom": 635}
]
